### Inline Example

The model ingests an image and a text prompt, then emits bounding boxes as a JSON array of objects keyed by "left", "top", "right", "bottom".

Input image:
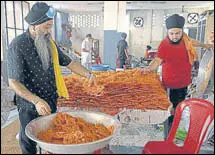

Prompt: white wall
[
  {"left": 127, "top": 7, "right": 212, "bottom": 58},
  {"left": 151, "top": 10, "right": 165, "bottom": 50},
  {"left": 128, "top": 10, "right": 153, "bottom": 58},
  {"left": 68, "top": 11, "right": 104, "bottom": 60},
  {"left": 151, "top": 10, "right": 165, "bottom": 42}
]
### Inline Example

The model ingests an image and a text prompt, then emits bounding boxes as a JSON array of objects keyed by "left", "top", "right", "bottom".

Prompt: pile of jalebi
[
  {"left": 38, "top": 113, "right": 113, "bottom": 144},
  {"left": 58, "top": 69, "right": 171, "bottom": 115}
]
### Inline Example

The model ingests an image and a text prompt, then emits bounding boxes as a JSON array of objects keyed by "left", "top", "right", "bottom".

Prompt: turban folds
[
  {"left": 166, "top": 14, "right": 185, "bottom": 29},
  {"left": 25, "top": 2, "right": 55, "bottom": 25}
]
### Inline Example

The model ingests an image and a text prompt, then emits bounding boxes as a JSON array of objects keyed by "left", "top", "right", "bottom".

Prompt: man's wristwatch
[{"left": 32, "top": 96, "right": 40, "bottom": 106}]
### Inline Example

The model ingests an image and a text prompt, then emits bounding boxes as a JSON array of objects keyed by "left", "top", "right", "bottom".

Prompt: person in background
[
  {"left": 81, "top": 34, "right": 94, "bottom": 70},
  {"left": 66, "top": 26, "right": 72, "bottom": 51},
  {"left": 141, "top": 14, "right": 213, "bottom": 136},
  {"left": 116, "top": 32, "right": 129, "bottom": 69},
  {"left": 144, "top": 45, "right": 155, "bottom": 65},
  {"left": 145, "top": 45, "right": 152, "bottom": 59},
  {"left": 6, "top": 2, "right": 96, "bottom": 154}
]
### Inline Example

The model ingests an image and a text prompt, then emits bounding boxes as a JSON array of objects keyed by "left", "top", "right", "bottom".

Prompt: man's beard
[
  {"left": 168, "top": 36, "right": 183, "bottom": 45},
  {"left": 34, "top": 30, "right": 52, "bottom": 71}
]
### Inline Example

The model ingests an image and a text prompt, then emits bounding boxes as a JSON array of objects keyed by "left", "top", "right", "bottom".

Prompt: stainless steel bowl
[{"left": 25, "top": 110, "right": 119, "bottom": 154}]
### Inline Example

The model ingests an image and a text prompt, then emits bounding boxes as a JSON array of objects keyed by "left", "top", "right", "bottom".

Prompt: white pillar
[
  {"left": 103, "top": 1, "right": 127, "bottom": 68},
  {"left": 117, "top": 1, "right": 126, "bottom": 33},
  {"left": 104, "top": 1, "right": 127, "bottom": 32},
  {"left": 104, "top": 1, "right": 118, "bottom": 31}
]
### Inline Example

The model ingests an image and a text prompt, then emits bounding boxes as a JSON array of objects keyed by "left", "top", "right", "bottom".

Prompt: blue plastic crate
[{"left": 91, "top": 64, "right": 110, "bottom": 71}]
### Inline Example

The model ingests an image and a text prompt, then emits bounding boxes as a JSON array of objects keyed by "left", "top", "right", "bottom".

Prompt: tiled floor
[{"left": 1, "top": 76, "right": 15, "bottom": 127}]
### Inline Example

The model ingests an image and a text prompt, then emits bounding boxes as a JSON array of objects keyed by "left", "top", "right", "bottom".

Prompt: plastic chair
[{"left": 142, "top": 98, "right": 214, "bottom": 154}]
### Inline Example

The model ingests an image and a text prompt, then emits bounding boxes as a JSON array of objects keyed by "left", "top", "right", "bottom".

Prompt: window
[
  {"left": 152, "top": 12, "right": 156, "bottom": 29},
  {"left": 188, "top": 28, "right": 197, "bottom": 39},
  {"left": 7, "top": 29, "right": 15, "bottom": 45},
  {"left": 1, "top": 31, "right": 3, "bottom": 61},
  {"left": 4, "top": 1, "right": 30, "bottom": 47},
  {"left": 163, "top": 14, "right": 170, "bottom": 26},
  {"left": 15, "top": 1, "right": 23, "bottom": 29},
  {"left": 69, "top": 13, "right": 101, "bottom": 28},
  {"left": 23, "top": 1, "right": 30, "bottom": 30}
]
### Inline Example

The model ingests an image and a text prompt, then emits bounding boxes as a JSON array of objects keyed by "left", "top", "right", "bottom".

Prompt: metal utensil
[
  {"left": 195, "top": 49, "right": 214, "bottom": 98},
  {"left": 25, "top": 110, "right": 119, "bottom": 154}
]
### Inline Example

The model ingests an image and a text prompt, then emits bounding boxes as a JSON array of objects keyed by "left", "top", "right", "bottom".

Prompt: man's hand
[
  {"left": 140, "top": 58, "right": 162, "bottom": 75},
  {"left": 127, "top": 55, "right": 132, "bottom": 64},
  {"left": 116, "top": 55, "right": 119, "bottom": 61},
  {"left": 35, "top": 99, "right": 51, "bottom": 116},
  {"left": 204, "top": 44, "right": 214, "bottom": 49},
  {"left": 89, "top": 73, "right": 97, "bottom": 87},
  {"left": 126, "top": 58, "right": 130, "bottom": 65}
]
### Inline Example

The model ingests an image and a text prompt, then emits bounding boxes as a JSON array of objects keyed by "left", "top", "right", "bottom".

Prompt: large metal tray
[
  {"left": 196, "top": 49, "right": 214, "bottom": 97},
  {"left": 25, "top": 110, "right": 119, "bottom": 154}
]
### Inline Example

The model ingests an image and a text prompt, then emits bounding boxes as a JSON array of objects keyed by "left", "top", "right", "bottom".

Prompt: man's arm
[
  {"left": 116, "top": 48, "right": 118, "bottom": 59},
  {"left": 9, "top": 79, "right": 36, "bottom": 104},
  {"left": 56, "top": 42, "right": 96, "bottom": 85},
  {"left": 9, "top": 79, "right": 51, "bottom": 115},
  {"left": 124, "top": 42, "right": 129, "bottom": 59},
  {"left": 57, "top": 44, "right": 92, "bottom": 78},
  {"left": 66, "top": 61, "right": 97, "bottom": 86},
  {"left": 191, "top": 39, "right": 214, "bottom": 49},
  {"left": 124, "top": 48, "right": 129, "bottom": 59},
  {"left": 142, "top": 57, "right": 163, "bottom": 73},
  {"left": 145, "top": 50, "right": 149, "bottom": 59},
  {"left": 66, "top": 61, "right": 91, "bottom": 78},
  {"left": 148, "top": 57, "right": 163, "bottom": 71},
  {"left": 7, "top": 42, "right": 50, "bottom": 115}
]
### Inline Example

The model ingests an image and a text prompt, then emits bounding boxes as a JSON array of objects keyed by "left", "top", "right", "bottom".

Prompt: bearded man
[
  {"left": 6, "top": 2, "right": 96, "bottom": 154},
  {"left": 141, "top": 14, "right": 213, "bottom": 136}
]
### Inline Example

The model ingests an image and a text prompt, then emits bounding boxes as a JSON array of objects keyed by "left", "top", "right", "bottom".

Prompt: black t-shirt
[
  {"left": 7, "top": 29, "right": 72, "bottom": 112},
  {"left": 117, "top": 40, "right": 128, "bottom": 60}
]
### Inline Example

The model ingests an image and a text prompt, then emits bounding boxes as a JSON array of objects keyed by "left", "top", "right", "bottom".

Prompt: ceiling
[
  {"left": 27, "top": 1, "right": 214, "bottom": 12},
  {"left": 126, "top": 1, "right": 214, "bottom": 10}
]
